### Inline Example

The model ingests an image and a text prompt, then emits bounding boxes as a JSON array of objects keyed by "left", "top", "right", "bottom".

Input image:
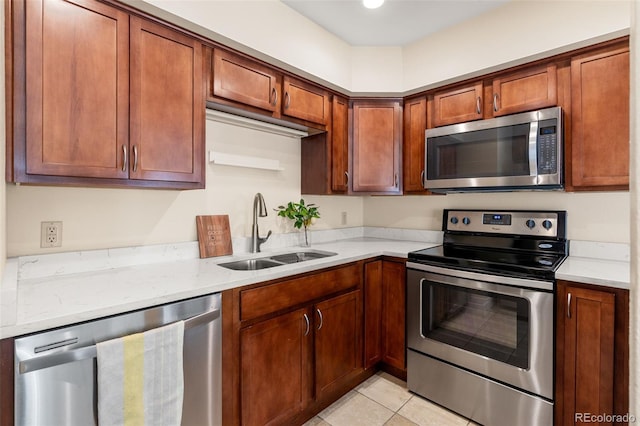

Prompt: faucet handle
[
  {"left": 257, "top": 230, "right": 272, "bottom": 252},
  {"left": 262, "top": 230, "right": 272, "bottom": 242}
]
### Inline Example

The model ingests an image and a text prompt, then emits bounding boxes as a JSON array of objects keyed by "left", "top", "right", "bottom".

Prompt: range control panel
[{"left": 445, "top": 210, "right": 564, "bottom": 238}]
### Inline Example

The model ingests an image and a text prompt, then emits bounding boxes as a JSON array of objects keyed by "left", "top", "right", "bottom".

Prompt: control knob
[
  {"left": 525, "top": 219, "right": 536, "bottom": 229},
  {"left": 462, "top": 217, "right": 471, "bottom": 225},
  {"left": 542, "top": 220, "right": 553, "bottom": 230},
  {"left": 450, "top": 217, "right": 459, "bottom": 225}
]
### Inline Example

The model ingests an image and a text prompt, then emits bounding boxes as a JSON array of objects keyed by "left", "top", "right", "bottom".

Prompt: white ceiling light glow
[{"left": 363, "top": 0, "right": 384, "bottom": 9}]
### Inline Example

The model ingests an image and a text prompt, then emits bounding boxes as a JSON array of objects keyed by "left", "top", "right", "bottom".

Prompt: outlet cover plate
[{"left": 41, "top": 221, "right": 62, "bottom": 248}]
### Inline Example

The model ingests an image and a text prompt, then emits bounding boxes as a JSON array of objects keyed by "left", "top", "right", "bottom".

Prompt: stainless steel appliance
[
  {"left": 407, "top": 210, "right": 568, "bottom": 426},
  {"left": 14, "top": 293, "right": 222, "bottom": 426},
  {"left": 424, "top": 107, "right": 563, "bottom": 192}
]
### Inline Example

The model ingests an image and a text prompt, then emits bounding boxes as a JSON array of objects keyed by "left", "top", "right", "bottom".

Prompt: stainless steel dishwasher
[{"left": 14, "top": 293, "right": 221, "bottom": 426}]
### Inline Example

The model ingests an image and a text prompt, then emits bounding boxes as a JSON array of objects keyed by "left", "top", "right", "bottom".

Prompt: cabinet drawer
[{"left": 240, "top": 263, "right": 361, "bottom": 321}]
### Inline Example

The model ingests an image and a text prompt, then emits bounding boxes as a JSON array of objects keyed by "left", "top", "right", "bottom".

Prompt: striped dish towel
[{"left": 97, "top": 321, "right": 185, "bottom": 426}]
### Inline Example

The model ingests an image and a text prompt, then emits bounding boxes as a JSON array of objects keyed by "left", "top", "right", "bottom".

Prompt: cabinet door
[
  {"left": 381, "top": 260, "right": 406, "bottom": 371},
  {"left": 240, "top": 308, "right": 312, "bottom": 426},
  {"left": 570, "top": 45, "right": 629, "bottom": 190},
  {"left": 491, "top": 64, "right": 557, "bottom": 116},
  {"left": 212, "top": 48, "right": 280, "bottom": 112},
  {"left": 364, "top": 261, "right": 383, "bottom": 368},
  {"left": 282, "top": 76, "right": 330, "bottom": 125},
  {"left": 403, "top": 96, "right": 428, "bottom": 193},
  {"left": 331, "top": 96, "right": 350, "bottom": 192},
  {"left": 432, "top": 82, "right": 483, "bottom": 127},
  {"left": 129, "top": 17, "right": 204, "bottom": 184},
  {"left": 352, "top": 100, "right": 402, "bottom": 193},
  {"left": 315, "top": 291, "right": 362, "bottom": 398},
  {"left": 25, "top": 0, "right": 129, "bottom": 179},
  {"left": 559, "top": 284, "right": 615, "bottom": 426}
]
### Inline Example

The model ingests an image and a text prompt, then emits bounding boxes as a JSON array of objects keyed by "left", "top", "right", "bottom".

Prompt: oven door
[{"left": 406, "top": 263, "right": 554, "bottom": 399}]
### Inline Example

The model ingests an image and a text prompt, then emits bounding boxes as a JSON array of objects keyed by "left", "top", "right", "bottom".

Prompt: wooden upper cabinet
[
  {"left": 282, "top": 76, "right": 331, "bottom": 125},
  {"left": 129, "top": 17, "right": 204, "bottom": 184},
  {"left": 432, "top": 82, "right": 483, "bottom": 127},
  {"left": 352, "top": 100, "right": 403, "bottom": 194},
  {"left": 331, "top": 96, "right": 349, "bottom": 192},
  {"left": 403, "top": 96, "right": 427, "bottom": 192},
  {"left": 491, "top": 64, "right": 557, "bottom": 116},
  {"left": 569, "top": 44, "right": 629, "bottom": 190},
  {"left": 211, "top": 48, "right": 280, "bottom": 112},
  {"left": 25, "top": 0, "right": 130, "bottom": 179}
]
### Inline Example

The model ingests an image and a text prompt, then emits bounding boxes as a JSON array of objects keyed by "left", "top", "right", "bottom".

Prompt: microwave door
[{"left": 425, "top": 123, "right": 537, "bottom": 190}]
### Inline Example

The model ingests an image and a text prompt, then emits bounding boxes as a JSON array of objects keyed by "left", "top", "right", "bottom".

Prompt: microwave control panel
[{"left": 537, "top": 118, "right": 559, "bottom": 174}]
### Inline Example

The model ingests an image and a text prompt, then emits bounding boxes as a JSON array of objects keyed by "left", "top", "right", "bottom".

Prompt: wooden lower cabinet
[
  {"left": 240, "top": 308, "right": 312, "bottom": 426},
  {"left": 364, "top": 258, "right": 407, "bottom": 378},
  {"left": 226, "top": 262, "right": 365, "bottom": 425},
  {"left": 555, "top": 281, "right": 629, "bottom": 426}
]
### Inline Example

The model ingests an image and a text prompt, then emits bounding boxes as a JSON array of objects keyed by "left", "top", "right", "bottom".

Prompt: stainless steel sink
[
  {"left": 218, "top": 258, "right": 284, "bottom": 271},
  {"left": 269, "top": 250, "right": 337, "bottom": 264},
  {"left": 218, "top": 250, "right": 337, "bottom": 271}
]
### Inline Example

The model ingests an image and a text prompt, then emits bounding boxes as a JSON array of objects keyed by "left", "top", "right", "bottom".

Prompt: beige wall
[
  {"left": 363, "top": 192, "right": 631, "bottom": 243},
  {"left": 629, "top": 0, "right": 639, "bottom": 416},
  {"left": 5, "top": 118, "right": 364, "bottom": 256}
]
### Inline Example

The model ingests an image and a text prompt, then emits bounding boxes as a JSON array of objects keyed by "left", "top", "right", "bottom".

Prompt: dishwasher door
[{"left": 14, "top": 293, "right": 221, "bottom": 426}]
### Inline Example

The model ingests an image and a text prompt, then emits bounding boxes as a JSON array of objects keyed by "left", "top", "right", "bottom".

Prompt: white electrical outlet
[
  {"left": 341, "top": 211, "right": 348, "bottom": 225},
  {"left": 41, "top": 221, "right": 62, "bottom": 248}
]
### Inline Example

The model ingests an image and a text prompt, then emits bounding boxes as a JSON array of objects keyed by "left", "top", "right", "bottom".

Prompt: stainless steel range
[{"left": 406, "top": 209, "right": 568, "bottom": 426}]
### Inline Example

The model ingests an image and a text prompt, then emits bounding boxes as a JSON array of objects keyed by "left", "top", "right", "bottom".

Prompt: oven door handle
[{"left": 406, "top": 262, "right": 554, "bottom": 292}]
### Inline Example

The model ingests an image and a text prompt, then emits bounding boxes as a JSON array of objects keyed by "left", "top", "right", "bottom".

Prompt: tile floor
[{"left": 304, "top": 372, "right": 478, "bottom": 426}]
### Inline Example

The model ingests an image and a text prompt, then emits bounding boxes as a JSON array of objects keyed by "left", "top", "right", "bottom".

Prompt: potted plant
[{"left": 274, "top": 199, "right": 320, "bottom": 247}]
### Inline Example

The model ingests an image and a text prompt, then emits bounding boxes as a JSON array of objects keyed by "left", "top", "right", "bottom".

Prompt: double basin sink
[{"left": 219, "top": 249, "right": 337, "bottom": 271}]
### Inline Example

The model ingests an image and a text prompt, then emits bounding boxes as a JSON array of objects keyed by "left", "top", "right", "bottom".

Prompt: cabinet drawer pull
[
  {"left": 316, "top": 308, "right": 323, "bottom": 331},
  {"left": 303, "top": 313, "right": 310, "bottom": 336},
  {"left": 493, "top": 94, "right": 499, "bottom": 112},
  {"left": 132, "top": 145, "right": 139, "bottom": 172},
  {"left": 567, "top": 293, "right": 572, "bottom": 318},
  {"left": 122, "top": 145, "right": 127, "bottom": 172},
  {"left": 284, "top": 91, "right": 290, "bottom": 109},
  {"left": 271, "top": 87, "right": 278, "bottom": 106},
  {"left": 476, "top": 96, "right": 481, "bottom": 115}
]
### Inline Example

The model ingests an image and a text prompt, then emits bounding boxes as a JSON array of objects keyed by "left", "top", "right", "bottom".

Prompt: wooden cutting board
[{"left": 195, "top": 215, "right": 233, "bottom": 258}]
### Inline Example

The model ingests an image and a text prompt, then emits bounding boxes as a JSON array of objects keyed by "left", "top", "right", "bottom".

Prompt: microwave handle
[{"left": 528, "top": 121, "right": 539, "bottom": 177}]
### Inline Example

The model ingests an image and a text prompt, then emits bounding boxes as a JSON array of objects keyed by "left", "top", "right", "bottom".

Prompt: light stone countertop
[
  {"left": 0, "top": 235, "right": 631, "bottom": 340},
  {"left": 0, "top": 238, "right": 432, "bottom": 339}
]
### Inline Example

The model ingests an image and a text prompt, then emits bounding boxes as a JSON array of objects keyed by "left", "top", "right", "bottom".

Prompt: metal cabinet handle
[
  {"left": 132, "top": 145, "right": 138, "bottom": 172},
  {"left": 303, "top": 313, "right": 310, "bottom": 336},
  {"left": 316, "top": 308, "right": 323, "bottom": 331},
  {"left": 345, "top": 171, "right": 349, "bottom": 185},
  {"left": 567, "top": 293, "right": 572, "bottom": 318},
  {"left": 122, "top": 145, "right": 127, "bottom": 172},
  {"left": 420, "top": 170, "right": 425, "bottom": 187},
  {"left": 493, "top": 94, "right": 499, "bottom": 112},
  {"left": 271, "top": 87, "right": 278, "bottom": 106},
  {"left": 284, "top": 91, "right": 290, "bottom": 109},
  {"left": 476, "top": 96, "right": 481, "bottom": 115},
  {"left": 394, "top": 173, "right": 399, "bottom": 187}
]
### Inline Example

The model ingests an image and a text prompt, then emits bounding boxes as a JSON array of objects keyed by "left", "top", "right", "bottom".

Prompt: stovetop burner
[{"left": 408, "top": 209, "right": 568, "bottom": 281}]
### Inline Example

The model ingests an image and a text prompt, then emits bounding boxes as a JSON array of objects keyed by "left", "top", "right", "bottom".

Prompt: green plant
[{"left": 274, "top": 199, "right": 320, "bottom": 229}]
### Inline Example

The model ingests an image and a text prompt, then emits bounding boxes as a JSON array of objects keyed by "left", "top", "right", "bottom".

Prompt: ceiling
[{"left": 281, "top": 0, "right": 510, "bottom": 47}]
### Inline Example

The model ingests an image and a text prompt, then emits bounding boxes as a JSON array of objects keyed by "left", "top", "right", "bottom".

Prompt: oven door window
[
  {"left": 423, "top": 281, "right": 530, "bottom": 369},
  {"left": 426, "top": 123, "right": 531, "bottom": 180}
]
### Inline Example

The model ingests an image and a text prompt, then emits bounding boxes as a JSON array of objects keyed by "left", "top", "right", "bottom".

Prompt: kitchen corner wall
[{"left": 4, "top": 118, "right": 364, "bottom": 257}]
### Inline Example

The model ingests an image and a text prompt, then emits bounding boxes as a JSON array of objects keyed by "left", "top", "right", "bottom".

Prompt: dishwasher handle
[{"left": 18, "top": 307, "right": 220, "bottom": 374}]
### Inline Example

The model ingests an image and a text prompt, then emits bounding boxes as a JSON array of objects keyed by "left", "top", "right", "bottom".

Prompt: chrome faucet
[{"left": 251, "top": 193, "right": 272, "bottom": 253}]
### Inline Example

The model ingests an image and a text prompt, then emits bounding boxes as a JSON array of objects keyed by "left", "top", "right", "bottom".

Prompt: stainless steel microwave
[{"left": 424, "top": 106, "right": 562, "bottom": 192}]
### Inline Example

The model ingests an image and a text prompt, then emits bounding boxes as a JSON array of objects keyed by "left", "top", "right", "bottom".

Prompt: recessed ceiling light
[{"left": 363, "top": 0, "right": 384, "bottom": 9}]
